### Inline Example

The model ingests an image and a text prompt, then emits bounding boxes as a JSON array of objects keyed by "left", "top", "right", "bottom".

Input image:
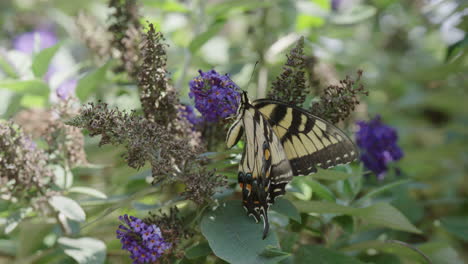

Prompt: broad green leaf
[
  {"left": 270, "top": 198, "right": 301, "bottom": 223},
  {"left": 52, "top": 165, "right": 73, "bottom": 189},
  {"left": 289, "top": 178, "right": 312, "bottom": 200},
  {"left": 69, "top": 187, "right": 107, "bottom": 199},
  {"left": 185, "top": 242, "right": 212, "bottom": 259},
  {"left": 330, "top": 4, "right": 377, "bottom": 24},
  {"left": 294, "top": 245, "right": 363, "bottom": 264},
  {"left": 200, "top": 200, "right": 287, "bottom": 264},
  {"left": 76, "top": 62, "right": 110, "bottom": 101},
  {"left": 3, "top": 207, "right": 33, "bottom": 234},
  {"left": 343, "top": 240, "right": 428, "bottom": 263},
  {"left": 32, "top": 43, "right": 61, "bottom": 77},
  {"left": 20, "top": 94, "right": 47, "bottom": 107},
  {"left": 49, "top": 196, "right": 86, "bottom": 222},
  {"left": 356, "top": 179, "right": 411, "bottom": 204},
  {"left": 189, "top": 20, "right": 226, "bottom": 53},
  {"left": 0, "top": 80, "right": 49, "bottom": 96},
  {"left": 440, "top": 216, "right": 468, "bottom": 242},
  {"left": 446, "top": 35, "right": 468, "bottom": 62},
  {"left": 0, "top": 56, "right": 18, "bottom": 78},
  {"left": 310, "top": 168, "right": 354, "bottom": 181},
  {"left": 306, "top": 179, "right": 335, "bottom": 202},
  {"left": 58, "top": 237, "right": 106, "bottom": 264},
  {"left": 419, "top": 242, "right": 462, "bottom": 264},
  {"left": 294, "top": 201, "right": 421, "bottom": 234}
]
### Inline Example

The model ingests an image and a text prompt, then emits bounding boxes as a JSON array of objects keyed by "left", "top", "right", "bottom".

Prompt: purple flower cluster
[
  {"left": 116, "top": 215, "right": 171, "bottom": 264},
  {"left": 356, "top": 116, "right": 404, "bottom": 179},
  {"left": 189, "top": 69, "right": 241, "bottom": 122},
  {"left": 13, "top": 29, "right": 57, "bottom": 54},
  {"left": 12, "top": 28, "right": 77, "bottom": 100}
]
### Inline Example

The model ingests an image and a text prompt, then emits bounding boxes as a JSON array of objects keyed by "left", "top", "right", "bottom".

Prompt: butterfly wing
[
  {"left": 226, "top": 99, "right": 292, "bottom": 239},
  {"left": 253, "top": 99, "right": 358, "bottom": 176}
]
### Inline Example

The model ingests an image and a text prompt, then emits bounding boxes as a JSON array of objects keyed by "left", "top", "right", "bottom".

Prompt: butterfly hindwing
[
  {"left": 253, "top": 99, "right": 358, "bottom": 176},
  {"left": 226, "top": 94, "right": 293, "bottom": 239}
]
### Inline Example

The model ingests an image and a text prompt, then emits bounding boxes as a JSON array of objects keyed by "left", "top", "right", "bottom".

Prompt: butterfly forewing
[{"left": 253, "top": 99, "right": 358, "bottom": 176}]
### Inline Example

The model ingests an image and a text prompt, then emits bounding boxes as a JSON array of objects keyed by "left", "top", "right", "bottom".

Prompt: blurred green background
[{"left": 0, "top": 0, "right": 467, "bottom": 263}]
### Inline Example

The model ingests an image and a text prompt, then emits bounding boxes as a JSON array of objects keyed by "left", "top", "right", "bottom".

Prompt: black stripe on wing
[{"left": 253, "top": 99, "right": 359, "bottom": 176}]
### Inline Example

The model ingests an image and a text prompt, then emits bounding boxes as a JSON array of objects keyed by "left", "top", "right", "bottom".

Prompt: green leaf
[
  {"left": 76, "top": 62, "right": 110, "bottom": 101},
  {"left": 419, "top": 242, "right": 462, "bottom": 264},
  {"left": 343, "top": 240, "right": 428, "bottom": 263},
  {"left": 206, "top": 0, "right": 271, "bottom": 18},
  {"left": 0, "top": 80, "right": 49, "bottom": 96},
  {"left": 20, "top": 94, "right": 47, "bottom": 107},
  {"left": 0, "top": 239, "right": 16, "bottom": 256},
  {"left": 189, "top": 20, "right": 226, "bottom": 53},
  {"left": 69, "top": 187, "right": 107, "bottom": 199},
  {"left": 294, "top": 245, "right": 363, "bottom": 264},
  {"left": 0, "top": 56, "right": 18, "bottom": 78},
  {"left": 32, "top": 43, "right": 61, "bottom": 77},
  {"left": 200, "top": 200, "right": 287, "bottom": 264},
  {"left": 49, "top": 196, "right": 86, "bottom": 222},
  {"left": 310, "top": 168, "right": 355, "bottom": 181},
  {"left": 306, "top": 179, "right": 335, "bottom": 202},
  {"left": 270, "top": 198, "right": 301, "bottom": 223},
  {"left": 294, "top": 201, "right": 421, "bottom": 234},
  {"left": 260, "top": 246, "right": 290, "bottom": 258},
  {"left": 3, "top": 207, "right": 33, "bottom": 234},
  {"left": 289, "top": 178, "right": 312, "bottom": 200},
  {"left": 185, "top": 242, "right": 212, "bottom": 259},
  {"left": 52, "top": 165, "right": 73, "bottom": 189},
  {"left": 333, "top": 215, "right": 354, "bottom": 233},
  {"left": 446, "top": 35, "right": 468, "bottom": 62},
  {"left": 330, "top": 4, "right": 377, "bottom": 24},
  {"left": 356, "top": 179, "right": 411, "bottom": 204},
  {"left": 440, "top": 216, "right": 468, "bottom": 242},
  {"left": 58, "top": 237, "right": 106, "bottom": 264}
]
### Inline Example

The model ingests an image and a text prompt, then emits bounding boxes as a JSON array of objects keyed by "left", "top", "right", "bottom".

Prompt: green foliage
[
  {"left": 294, "top": 201, "right": 421, "bottom": 234},
  {"left": 0, "top": 0, "right": 466, "bottom": 263},
  {"left": 76, "top": 62, "right": 111, "bottom": 101},
  {"left": 49, "top": 196, "right": 86, "bottom": 222},
  {"left": 201, "top": 201, "right": 288, "bottom": 264},
  {"left": 294, "top": 245, "right": 363, "bottom": 264},
  {"left": 58, "top": 237, "right": 106, "bottom": 264},
  {"left": 32, "top": 43, "right": 61, "bottom": 77}
]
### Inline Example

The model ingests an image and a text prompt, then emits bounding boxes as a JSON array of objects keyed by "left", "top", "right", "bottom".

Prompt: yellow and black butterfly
[{"left": 226, "top": 91, "right": 358, "bottom": 239}]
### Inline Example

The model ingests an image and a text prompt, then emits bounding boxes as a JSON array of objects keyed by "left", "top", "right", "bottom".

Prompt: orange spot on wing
[
  {"left": 254, "top": 201, "right": 260, "bottom": 204},
  {"left": 246, "top": 184, "right": 252, "bottom": 191},
  {"left": 239, "top": 183, "right": 244, "bottom": 189},
  {"left": 264, "top": 149, "right": 271, "bottom": 160}
]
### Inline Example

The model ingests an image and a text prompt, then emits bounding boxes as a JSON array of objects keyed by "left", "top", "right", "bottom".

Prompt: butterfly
[{"left": 226, "top": 91, "right": 358, "bottom": 239}]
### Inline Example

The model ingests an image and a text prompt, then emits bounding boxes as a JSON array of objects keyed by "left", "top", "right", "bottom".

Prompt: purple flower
[
  {"left": 356, "top": 116, "right": 404, "bottom": 180},
  {"left": 331, "top": 0, "right": 341, "bottom": 11},
  {"left": 13, "top": 29, "right": 57, "bottom": 55},
  {"left": 56, "top": 79, "right": 77, "bottom": 100},
  {"left": 116, "top": 215, "right": 171, "bottom": 264},
  {"left": 189, "top": 69, "right": 241, "bottom": 122},
  {"left": 180, "top": 104, "right": 201, "bottom": 128}
]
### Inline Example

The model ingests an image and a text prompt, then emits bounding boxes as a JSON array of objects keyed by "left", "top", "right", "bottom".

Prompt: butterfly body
[{"left": 226, "top": 92, "right": 358, "bottom": 239}]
